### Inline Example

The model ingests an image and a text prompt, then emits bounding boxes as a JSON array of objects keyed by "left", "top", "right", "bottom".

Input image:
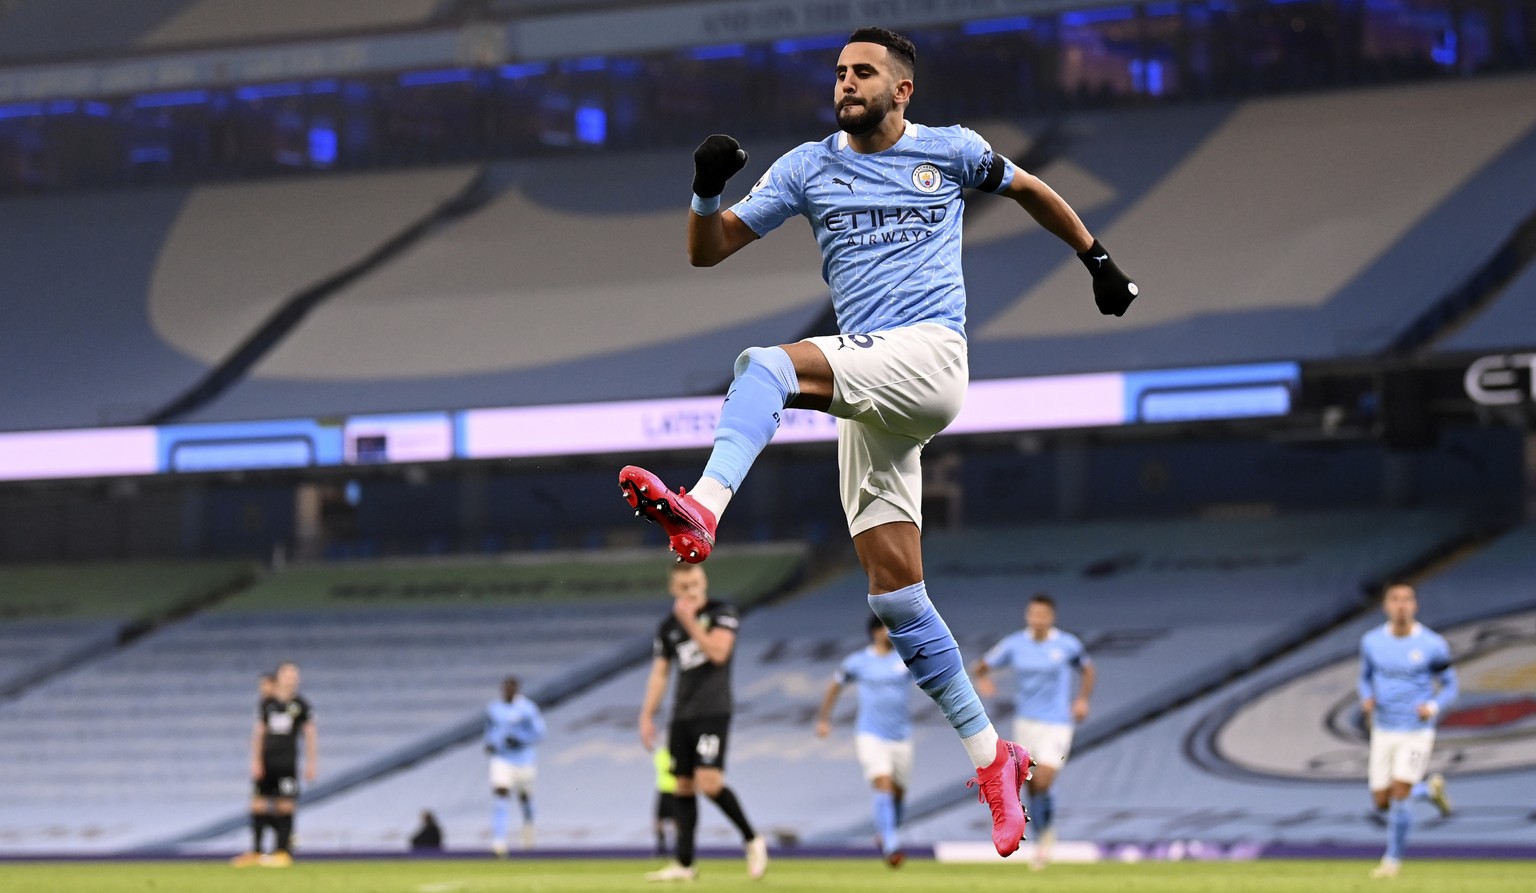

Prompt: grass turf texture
[{"left": 1, "top": 858, "right": 1532, "bottom": 893}]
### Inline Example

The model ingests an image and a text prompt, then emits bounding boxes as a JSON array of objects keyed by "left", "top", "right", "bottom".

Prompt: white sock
[
  {"left": 688, "top": 476, "right": 733, "bottom": 520},
  {"left": 961, "top": 723, "right": 1000, "bottom": 769}
]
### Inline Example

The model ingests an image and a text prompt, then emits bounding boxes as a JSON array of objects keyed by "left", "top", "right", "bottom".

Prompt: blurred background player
[
  {"left": 232, "top": 672, "right": 278, "bottom": 863},
  {"left": 653, "top": 745, "right": 678, "bottom": 858},
  {"left": 973, "top": 594, "right": 1094, "bottom": 870},
  {"left": 638, "top": 564, "right": 768, "bottom": 882},
  {"left": 815, "top": 614, "right": 915, "bottom": 867},
  {"left": 233, "top": 661, "right": 316, "bottom": 868},
  {"left": 1359, "top": 582, "right": 1457, "bottom": 879},
  {"left": 617, "top": 25, "right": 1136, "bottom": 858},
  {"left": 483, "top": 675, "right": 546, "bottom": 854}
]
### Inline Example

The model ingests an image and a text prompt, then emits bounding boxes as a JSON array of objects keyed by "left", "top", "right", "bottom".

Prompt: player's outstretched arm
[
  {"left": 638, "top": 657, "right": 671, "bottom": 750},
  {"left": 1073, "top": 661, "right": 1097, "bottom": 722},
  {"left": 303, "top": 720, "right": 318, "bottom": 782},
  {"left": 1429, "top": 659, "right": 1459, "bottom": 717},
  {"left": 526, "top": 704, "right": 548, "bottom": 745},
  {"left": 970, "top": 659, "right": 997, "bottom": 699},
  {"left": 482, "top": 711, "right": 498, "bottom": 754},
  {"left": 250, "top": 720, "right": 264, "bottom": 780},
  {"left": 1002, "top": 170, "right": 1138, "bottom": 317},
  {"left": 814, "top": 680, "right": 843, "bottom": 738},
  {"left": 686, "top": 134, "right": 758, "bottom": 266}
]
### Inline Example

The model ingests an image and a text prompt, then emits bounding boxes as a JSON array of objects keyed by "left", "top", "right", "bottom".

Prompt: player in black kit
[
  {"left": 232, "top": 661, "right": 317, "bottom": 868},
  {"left": 638, "top": 564, "right": 768, "bottom": 882}
]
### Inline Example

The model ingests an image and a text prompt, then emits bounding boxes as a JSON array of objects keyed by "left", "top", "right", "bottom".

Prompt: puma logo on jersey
[{"left": 831, "top": 176, "right": 857, "bottom": 193}]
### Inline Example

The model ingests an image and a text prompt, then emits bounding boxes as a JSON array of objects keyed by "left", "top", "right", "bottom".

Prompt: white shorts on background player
[
  {"left": 489, "top": 758, "right": 537, "bottom": 793},
  {"left": 855, "top": 733, "right": 915, "bottom": 787},
  {"left": 1013, "top": 718, "right": 1075, "bottom": 770},
  {"left": 801, "top": 323, "right": 967, "bottom": 536},
  {"left": 1368, "top": 728, "right": 1434, "bottom": 790}
]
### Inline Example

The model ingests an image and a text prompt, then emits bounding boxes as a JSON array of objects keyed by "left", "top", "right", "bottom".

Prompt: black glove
[
  {"left": 503, "top": 736, "right": 525, "bottom": 749},
  {"left": 692, "top": 134, "right": 749, "bottom": 199},
  {"left": 1077, "top": 239, "right": 1139, "bottom": 317}
]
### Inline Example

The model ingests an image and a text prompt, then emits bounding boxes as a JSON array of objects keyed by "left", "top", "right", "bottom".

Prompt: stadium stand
[
  {"left": 0, "top": 167, "right": 479, "bottom": 432},
  {"left": 1436, "top": 259, "right": 1536, "bottom": 353},
  {"left": 196, "top": 510, "right": 1468, "bottom": 852},
  {"left": 905, "top": 522, "right": 1536, "bottom": 849},
  {"left": 970, "top": 74, "right": 1536, "bottom": 374},
  {"left": 0, "top": 548, "right": 802, "bottom": 854},
  {"left": 136, "top": 0, "right": 452, "bottom": 49},
  {"left": 0, "top": 0, "right": 455, "bottom": 62},
  {"left": 147, "top": 75, "right": 1536, "bottom": 424},
  {"left": 4, "top": 77, "right": 1532, "bottom": 431},
  {"left": 175, "top": 145, "right": 838, "bottom": 423},
  {"left": 0, "top": 561, "right": 251, "bottom": 697},
  {"left": 0, "top": 1, "right": 194, "bottom": 63}
]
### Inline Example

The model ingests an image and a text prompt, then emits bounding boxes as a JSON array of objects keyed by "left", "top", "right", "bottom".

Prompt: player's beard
[{"left": 836, "top": 89, "right": 894, "bottom": 136}]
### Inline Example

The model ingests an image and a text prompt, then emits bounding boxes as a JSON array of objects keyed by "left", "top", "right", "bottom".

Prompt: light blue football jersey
[
  {"left": 1358, "top": 623, "right": 1457, "bottom": 732},
  {"left": 835, "top": 645, "right": 914, "bottom": 742},
  {"left": 982, "top": 628, "right": 1091, "bottom": 725},
  {"left": 730, "top": 122, "right": 1017, "bottom": 337},
  {"left": 484, "top": 694, "right": 546, "bottom": 766}
]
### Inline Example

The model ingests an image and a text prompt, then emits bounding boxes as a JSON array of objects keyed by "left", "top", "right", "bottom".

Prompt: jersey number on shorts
[{"left": 836, "top": 333, "right": 885, "bottom": 350}]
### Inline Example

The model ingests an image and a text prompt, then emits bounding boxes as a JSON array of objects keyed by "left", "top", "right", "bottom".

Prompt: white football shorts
[
  {"left": 801, "top": 323, "right": 968, "bottom": 536},
  {"left": 1368, "top": 728, "right": 1435, "bottom": 790},
  {"left": 854, "top": 733, "right": 915, "bottom": 788},
  {"left": 489, "top": 758, "right": 537, "bottom": 794},
  {"left": 1012, "top": 718, "right": 1075, "bottom": 770}
]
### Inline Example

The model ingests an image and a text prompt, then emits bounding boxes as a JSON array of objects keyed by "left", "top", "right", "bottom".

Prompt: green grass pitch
[{"left": 1, "top": 858, "right": 1533, "bottom": 893}]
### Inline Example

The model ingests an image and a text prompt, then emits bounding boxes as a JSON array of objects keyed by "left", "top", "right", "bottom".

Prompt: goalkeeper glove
[
  {"left": 692, "top": 134, "right": 749, "bottom": 199},
  {"left": 1077, "top": 239, "right": 1139, "bottom": 317}
]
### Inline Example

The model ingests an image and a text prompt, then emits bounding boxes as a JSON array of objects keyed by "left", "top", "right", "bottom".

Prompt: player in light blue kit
[
  {"left": 815, "top": 615, "right": 918, "bottom": 867},
  {"left": 973, "top": 593, "right": 1094, "bottom": 870},
  {"left": 1358, "top": 582, "right": 1456, "bottom": 879},
  {"left": 618, "top": 26, "right": 1138, "bottom": 857},
  {"left": 483, "top": 676, "right": 546, "bottom": 854}
]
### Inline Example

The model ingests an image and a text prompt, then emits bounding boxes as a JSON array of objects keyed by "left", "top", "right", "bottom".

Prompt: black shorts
[
  {"left": 668, "top": 715, "right": 731, "bottom": 777},
  {"left": 254, "top": 761, "right": 299, "bottom": 799}
]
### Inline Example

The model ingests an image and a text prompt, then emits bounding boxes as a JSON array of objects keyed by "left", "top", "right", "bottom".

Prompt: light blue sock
[
  {"left": 1037, "top": 790, "right": 1055, "bottom": 830},
  {"left": 492, "top": 796, "right": 510, "bottom": 842},
  {"left": 1386, "top": 799, "right": 1413, "bottom": 861},
  {"left": 1410, "top": 781, "right": 1428, "bottom": 800},
  {"left": 868, "top": 582, "right": 989, "bottom": 738},
  {"left": 893, "top": 795, "right": 905, "bottom": 828},
  {"left": 872, "top": 791, "right": 899, "bottom": 854},
  {"left": 701, "top": 347, "right": 799, "bottom": 491},
  {"left": 519, "top": 792, "right": 535, "bottom": 824}
]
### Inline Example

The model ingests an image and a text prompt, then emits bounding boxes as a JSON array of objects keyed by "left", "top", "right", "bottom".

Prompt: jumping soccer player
[
  {"left": 973, "top": 594, "right": 1095, "bottom": 869},
  {"left": 618, "top": 25, "right": 1138, "bottom": 856},
  {"left": 639, "top": 564, "right": 768, "bottom": 882},
  {"left": 816, "top": 614, "right": 917, "bottom": 867},
  {"left": 1359, "top": 582, "right": 1457, "bottom": 879},
  {"left": 484, "top": 676, "right": 546, "bottom": 854}
]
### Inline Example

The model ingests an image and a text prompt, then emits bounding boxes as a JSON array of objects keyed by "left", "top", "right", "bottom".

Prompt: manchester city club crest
[
  {"left": 911, "top": 163, "right": 942, "bottom": 193},
  {"left": 1188, "top": 607, "right": 1536, "bottom": 781}
]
